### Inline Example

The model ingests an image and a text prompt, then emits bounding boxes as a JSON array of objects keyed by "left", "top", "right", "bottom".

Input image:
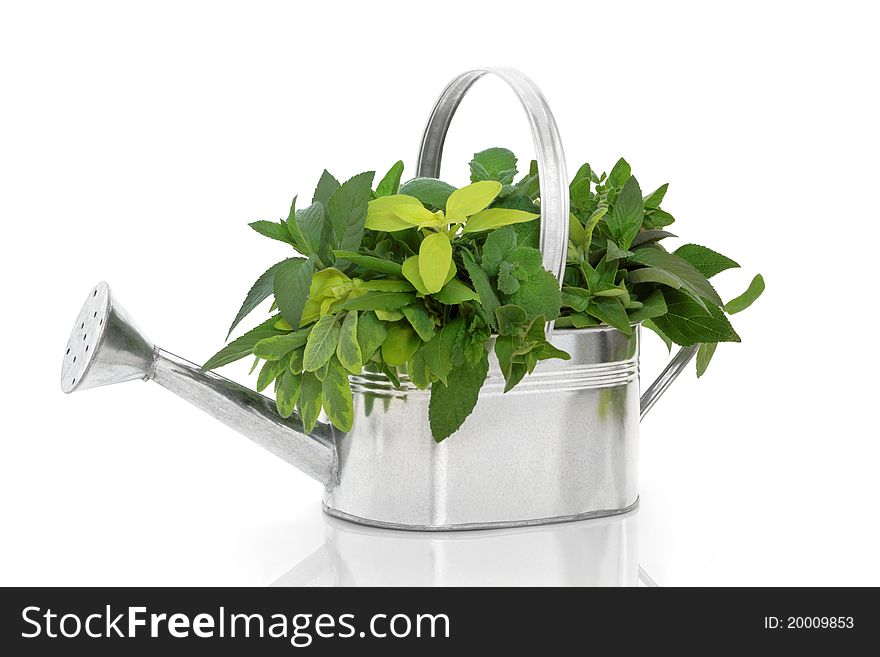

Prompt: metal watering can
[{"left": 61, "top": 68, "right": 697, "bottom": 531}]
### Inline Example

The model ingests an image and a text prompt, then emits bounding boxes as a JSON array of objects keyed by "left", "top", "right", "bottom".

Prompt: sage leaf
[
  {"left": 674, "top": 244, "right": 740, "bottom": 278},
  {"left": 360, "top": 279, "right": 415, "bottom": 293},
  {"left": 376, "top": 160, "right": 404, "bottom": 197},
  {"left": 227, "top": 260, "right": 286, "bottom": 339},
  {"left": 398, "top": 177, "right": 456, "bottom": 209},
  {"left": 257, "top": 354, "right": 290, "bottom": 392},
  {"left": 429, "top": 350, "right": 490, "bottom": 442},
  {"left": 605, "top": 176, "right": 643, "bottom": 250},
  {"left": 276, "top": 370, "right": 303, "bottom": 419},
  {"left": 418, "top": 232, "right": 452, "bottom": 293},
  {"left": 336, "top": 311, "right": 363, "bottom": 374},
  {"left": 356, "top": 311, "right": 387, "bottom": 361},
  {"left": 402, "top": 303, "right": 436, "bottom": 341},
  {"left": 651, "top": 289, "right": 740, "bottom": 345},
  {"left": 463, "top": 250, "right": 500, "bottom": 329},
  {"left": 202, "top": 315, "right": 282, "bottom": 371},
  {"left": 332, "top": 250, "right": 403, "bottom": 276},
  {"left": 724, "top": 274, "right": 765, "bottom": 314},
  {"left": 321, "top": 357, "right": 354, "bottom": 432},
  {"left": 253, "top": 329, "right": 310, "bottom": 360},
  {"left": 696, "top": 342, "right": 718, "bottom": 378},
  {"left": 303, "top": 315, "right": 341, "bottom": 372},
  {"left": 274, "top": 257, "right": 315, "bottom": 329},
  {"left": 339, "top": 290, "right": 416, "bottom": 311},
  {"left": 297, "top": 371, "right": 323, "bottom": 433},
  {"left": 381, "top": 322, "right": 421, "bottom": 366}
]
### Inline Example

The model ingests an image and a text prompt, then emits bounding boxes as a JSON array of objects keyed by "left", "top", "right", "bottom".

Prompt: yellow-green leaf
[
  {"left": 418, "top": 232, "right": 452, "bottom": 293},
  {"left": 402, "top": 255, "right": 430, "bottom": 294},
  {"left": 461, "top": 208, "right": 540, "bottom": 233},
  {"left": 365, "top": 194, "right": 422, "bottom": 231},
  {"left": 336, "top": 311, "right": 363, "bottom": 374},
  {"left": 275, "top": 370, "right": 302, "bottom": 418},
  {"left": 381, "top": 322, "right": 421, "bottom": 366},
  {"left": 445, "top": 181, "right": 502, "bottom": 223}
]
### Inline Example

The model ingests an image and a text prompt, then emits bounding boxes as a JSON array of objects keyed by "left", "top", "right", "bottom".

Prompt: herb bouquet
[{"left": 204, "top": 148, "right": 763, "bottom": 441}]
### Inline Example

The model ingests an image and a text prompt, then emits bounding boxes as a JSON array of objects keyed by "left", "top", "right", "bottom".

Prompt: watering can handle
[
  {"left": 416, "top": 67, "right": 569, "bottom": 334},
  {"left": 417, "top": 68, "right": 697, "bottom": 416}
]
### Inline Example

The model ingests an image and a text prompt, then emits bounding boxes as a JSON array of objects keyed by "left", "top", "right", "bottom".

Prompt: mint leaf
[
  {"left": 312, "top": 170, "right": 340, "bottom": 207},
  {"left": 421, "top": 317, "right": 463, "bottom": 385},
  {"left": 303, "top": 315, "right": 341, "bottom": 372},
  {"left": 203, "top": 315, "right": 282, "bottom": 371},
  {"left": 273, "top": 257, "right": 314, "bottom": 329},
  {"left": 643, "top": 183, "right": 668, "bottom": 208},
  {"left": 326, "top": 171, "right": 375, "bottom": 257},
  {"left": 469, "top": 147, "right": 518, "bottom": 185},
  {"left": 356, "top": 311, "right": 387, "bottom": 361},
  {"left": 587, "top": 297, "right": 632, "bottom": 335},
  {"left": 497, "top": 261, "right": 521, "bottom": 294},
  {"left": 725, "top": 274, "right": 765, "bottom": 314},
  {"left": 297, "top": 371, "right": 323, "bottom": 433},
  {"left": 429, "top": 349, "right": 489, "bottom": 442},
  {"left": 463, "top": 250, "right": 500, "bottom": 330},
  {"left": 295, "top": 202, "right": 326, "bottom": 259},
  {"left": 643, "top": 208, "right": 675, "bottom": 229},
  {"left": 674, "top": 244, "right": 740, "bottom": 278},
  {"left": 631, "top": 230, "right": 676, "bottom": 248},
  {"left": 481, "top": 226, "right": 517, "bottom": 276},
  {"left": 605, "top": 239, "right": 633, "bottom": 261},
  {"left": 608, "top": 157, "right": 632, "bottom": 188},
  {"left": 605, "top": 176, "right": 643, "bottom": 250},
  {"left": 398, "top": 177, "right": 455, "bottom": 210},
  {"left": 513, "top": 221, "right": 540, "bottom": 249},
  {"left": 227, "top": 260, "right": 286, "bottom": 339},
  {"left": 696, "top": 342, "right": 717, "bottom": 378},
  {"left": 376, "top": 160, "right": 404, "bottom": 197},
  {"left": 321, "top": 357, "right": 354, "bottom": 431},
  {"left": 651, "top": 289, "right": 740, "bottom": 345},
  {"left": 249, "top": 220, "right": 294, "bottom": 246},
  {"left": 628, "top": 247, "right": 723, "bottom": 307}
]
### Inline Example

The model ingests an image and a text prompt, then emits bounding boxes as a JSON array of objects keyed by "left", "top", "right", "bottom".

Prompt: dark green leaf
[
  {"left": 629, "top": 247, "right": 723, "bottom": 307},
  {"left": 376, "top": 160, "right": 404, "bottom": 197},
  {"left": 356, "top": 311, "right": 387, "bottom": 361},
  {"left": 295, "top": 202, "right": 325, "bottom": 258},
  {"left": 274, "top": 257, "right": 315, "bottom": 328},
  {"left": 725, "top": 274, "right": 765, "bottom": 314},
  {"left": 631, "top": 230, "right": 677, "bottom": 248},
  {"left": 469, "top": 147, "right": 518, "bottom": 185},
  {"left": 608, "top": 157, "right": 632, "bottom": 188},
  {"left": 462, "top": 251, "right": 500, "bottom": 330},
  {"left": 495, "top": 304, "right": 529, "bottom": 335},
  {"left": 587, "top": 297, "right": 633, "bottom": 335},
  {"left": 326, "top": 171, "right": 375, "bottom": 256},
  {"left": 627, "top": 266, "right": 682, "bottom": 288},
  {"left": 605, "top": 239, "right": 633, "bottom": 261},
  {"left": 202, "top": 315, "right": 282, "bottom": 371},
  {"left": 398, "top": 177, "right": 456, "bottom": 209},
  {"left": 421, "top": 317, "right": 463, "bottom": 385},
  {"left": 339, "top": 291, "right": 416, "bottom": 311},
  {"left": 643, "top": 183, "right": 668, "bottom": 208},
  {"left": 428, "top": 349, "right": 490, "bottom": 442},
  {"left": 626, "top": 289, "right": 667, "bottom": 322},
  {"left": 497, "top": 261, "right": 521, "bottom": 294},
  {"left": 605, "top": 176, "right": 643, "bottom": 250},
  {"left": 643, "top": 208, "right": 675, "bottom": 229},
  {"left": 227, "top": 260, "right": 287, "bottom": 339},
  {"left": 674, "top": 244, "right": 740, "bottom": 278},
  {"left": 481, "top": 226, "right": 517, "bottom": 276},
  {"left": 303, "top": 315, "right": 341, "bottom": 372},
  {"left": 331, "top": 250, "right": 403, "bottom": 276},
  {"left": 643, "top": 318, "right": 673, "bottom": 351},
  {"left": 651, "top": 289, "right": 740, "bottom": 345}
]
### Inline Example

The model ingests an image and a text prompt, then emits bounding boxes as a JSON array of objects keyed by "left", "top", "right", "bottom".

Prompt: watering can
[{"left": 61, "top": 68, "right": 697, "bottom": 531}]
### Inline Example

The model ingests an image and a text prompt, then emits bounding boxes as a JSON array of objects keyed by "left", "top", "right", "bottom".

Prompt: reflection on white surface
[{"left": 273, "top": 510, "right": 650, "bottom": 587}]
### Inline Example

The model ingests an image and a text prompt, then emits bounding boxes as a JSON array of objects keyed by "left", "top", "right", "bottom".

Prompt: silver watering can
[{"left": 61, "top": 68, "right": 697, "bottom": 531}]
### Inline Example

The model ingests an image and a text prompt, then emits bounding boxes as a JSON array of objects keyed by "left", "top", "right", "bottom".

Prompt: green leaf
[
  {"left": 561, "top": 287, "right": 591, "bottom": 312},
  {"left": 227, "top": 260, "right": 287, "bottom": 339},
  {"left": 497, "top": 261, "right": 521, "bottom": 294},
  {"left": 643, "top": 183, "right": 669, "bottom": 208},
  {"left": 321, "top": 357, "right": 354, "bottom": 431},
  {"left": 297, "top": 371, "right": 323, "bottom": 433},
  {"left": 605, "top": 239, "right": 633, "bottom": 261},
  {"left": 336, "top": 311, "right": 363, "bottom": 374},
  {"left": 462, "top": 250, "right": 500, "bottom": 330},
  {"left": 631, "top": 229, "right": 677, "bottom": 248},
  {"left": 481, "top": 226, "right": 517, "bottom": 276},
  {"left": 331, "top": 250, "right": 403, "bottom": 276},
  {"left": 469, "top": 147, "right": 518, "bottom": 185},
  {"left": 360, "top": 280, "right": 414, "bottom": 293},
  {"left": 356, "top": 311, "right": 387, "bottom": 361},
  {"left": 627, "top": 289, "right": 667, "bottom": 322},
  {"left": 407, "top": 347, "right": 432, "bottom": 390},
  {"left": 696, "top": 342, "right": 718, "bottom": 378},
  {"left": 295, "top": 202, "right": 326, "bottom": 258},
  {"left": 402, "top": 303, "right": 436, "bottom": 342},
  {"left": 725, "top": 274, "right": 765, "bottom": 315},
  {"left": 421, "top": 318, "right": 462, "bottom": 385},
  {"left": 312, "top": 170, "right": 340, "bottom": 207},
  {"left": 376, "top": 160, "right": 404, "bottom": 197},
  {"left": 582, "top": 206, "right": 608, "bottom": 251},
  {"left": 433, "top": 279, "right": 479, "bottom": 304},
  {"left": 674, "top": 244, "right": 740, "bottom": 278},
  {"left": 495, "top": 304, "right": 528, "bottom": 335},
  {"left": 628, "top": 247, "right": 723, "bottom": 307},
  {"left": 605, "top": 176, "right": 644, "bottom": 250},
  {"left": 513, "top": 220, "right": 540, "bottom": 249},
  {"left": 274, "top": 257, "right": 315, "bottom": 328},
  {"left": 587, "top": 297, "right": 633, "bottom": 335},
  {"left": 644, "top": 208, "right": 675, "bottom": 229},
  {"left": 364, "top": 194, "right": 422, "bottom": 232},
  {"left": 398, "top": 177, "right": 456, "bottom": 209},
  {"left": 338, "top": 290, "right": 416, "bottom": 311},
  {"left": 445, "top": 181, "right": 502, "bottom": 223},
  {"left": 461, "top": 208, "right": 539, "bottom": 233},
  {"left": 249, "top": 220, "right": 294, "bottom": 246},
  {"left": 381, "top": 322, "right": 421, "bottom": 366},
  {"left": 375, "top": 309, "right": 404, "bottom": 321},
  {"left": 418, "top": 232, "right": 452, "bottom": 293},
  {"left": 257, "top": 355, "right": 290, "bottom": 392},
  {"left": 501, "top": 249, "right": 561, "bottom": 323},
  {"left": 608, "top": 157, "right": 632, "bottom": 189},
  {"left": 275, "top": 370, "right": 303, "bottom": 419},
  {"left": 627, "top": 266, "right": 682, "bottom": 288},
  {"left": 253, "top": 329, "right": 310, "bottom": 360},
  {"left": 326, "top": 171, "right": 375, "bottom": 256},
  {"left": 428, "top": 349, "right": 490, "bottom": 442},
  {"left": 651, "top": 289, "right": 740, "bottom": 345},
  {"left": 202, "top": 316, "right": 282, "bottom": 371},
  {"left": 302, "top": 315, "right": 341, "bottom": 372}
]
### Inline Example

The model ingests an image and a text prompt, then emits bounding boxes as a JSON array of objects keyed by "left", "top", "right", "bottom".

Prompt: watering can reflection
[{"left": 61, "top": 68, "right": 696, "bottom": 531}]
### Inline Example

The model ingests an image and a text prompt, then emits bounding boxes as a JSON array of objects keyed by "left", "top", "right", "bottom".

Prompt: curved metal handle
[
  {"left": 639, "top": 344, "right": 699, "bottom": 421},
  {"left": 416, "top": 67, "right": 569, "bottom": 334}
]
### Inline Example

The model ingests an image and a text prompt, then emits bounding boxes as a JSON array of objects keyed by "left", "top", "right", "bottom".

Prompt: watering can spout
[{"left": 61, "top": 282, "right": 337, "bottom": 486}]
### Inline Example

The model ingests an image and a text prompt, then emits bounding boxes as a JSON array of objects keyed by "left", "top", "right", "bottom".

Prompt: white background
[{"left": 1, "top": 0, "right": 878, "bottom": 586}]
